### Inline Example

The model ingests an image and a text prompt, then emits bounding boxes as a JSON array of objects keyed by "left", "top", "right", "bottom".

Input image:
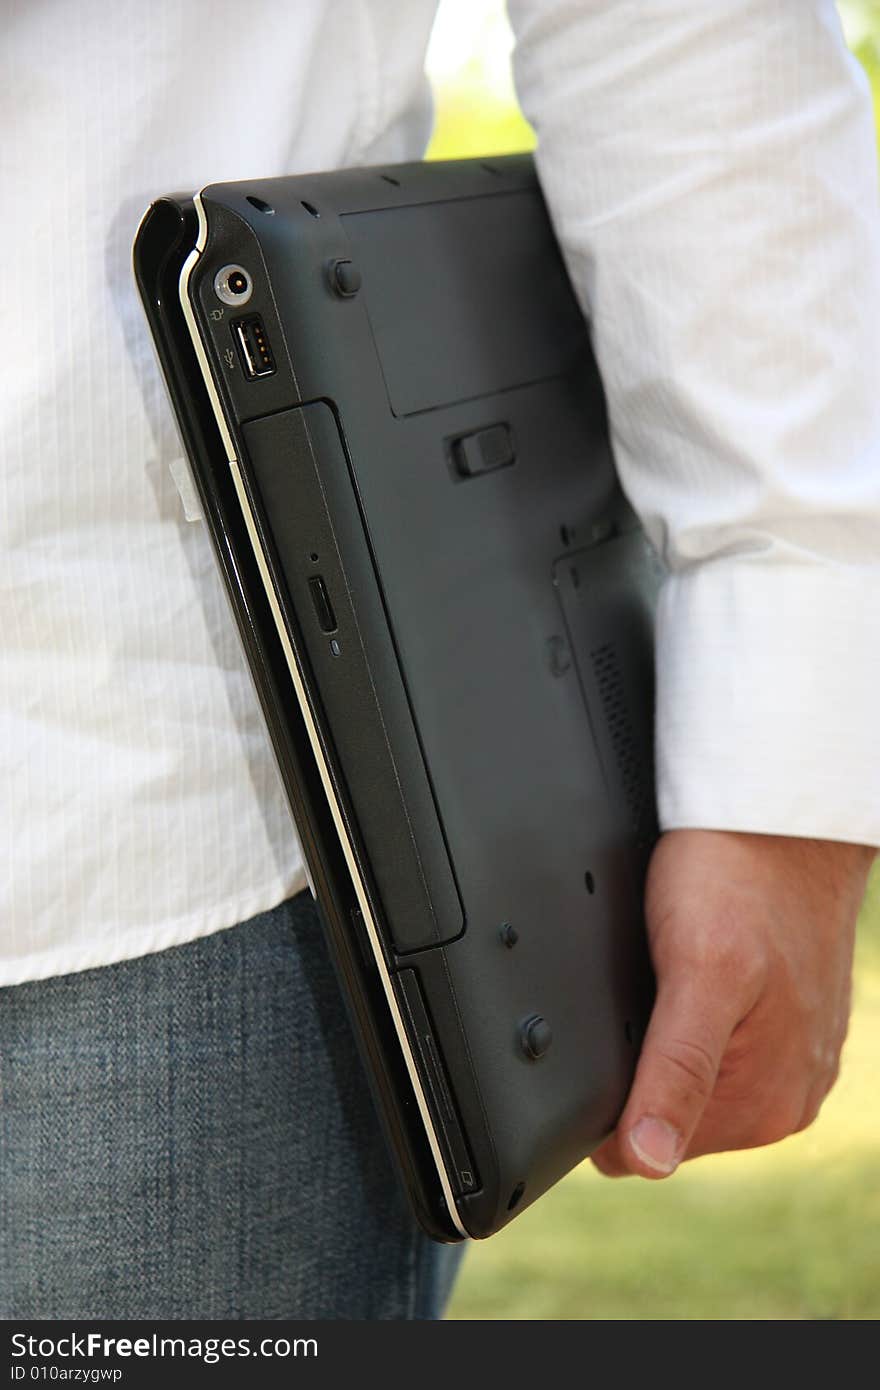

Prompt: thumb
[{"left": 593, "top": 979, "right": 736, "bottom": 1179}]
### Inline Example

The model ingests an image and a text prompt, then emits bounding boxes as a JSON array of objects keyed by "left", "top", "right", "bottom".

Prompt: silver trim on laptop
[{"left": 178, "top": 192, "right": 468, "bottom": 1241}]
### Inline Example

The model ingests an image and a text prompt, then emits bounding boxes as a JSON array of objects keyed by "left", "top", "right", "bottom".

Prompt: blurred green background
[{"left": 423, "top": 0, "right": 880, "bottom": 1320}]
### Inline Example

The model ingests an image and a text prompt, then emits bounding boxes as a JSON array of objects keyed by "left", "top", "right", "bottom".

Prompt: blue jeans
[{"left": 0, "top": 891, "right": 464, "bottom": 1318}]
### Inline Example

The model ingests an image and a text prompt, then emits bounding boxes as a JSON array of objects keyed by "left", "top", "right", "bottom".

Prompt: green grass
[
  {"left": 427, "top": 93, "right": 535, "bottom": 161},
  {"left": 450, "top": 1156, "right": 878, "bottom": 1317},
  {"left": 450, "top": 1157, "right": 880, "bottom": 1320},
  {"left": 449, "top": 866, "right": 880, "bottom": 1320}
]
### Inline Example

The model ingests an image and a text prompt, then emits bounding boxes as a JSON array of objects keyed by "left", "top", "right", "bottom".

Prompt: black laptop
[{"left": 133, "top": 153, "right": 662, "bottom": 1242}]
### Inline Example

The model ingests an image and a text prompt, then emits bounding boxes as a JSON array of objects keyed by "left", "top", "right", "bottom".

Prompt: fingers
[
  {"left": 592, "top": 977, "right": 738, "bottom": 1179},
  {"left": 591, "top": 828, "right": 868, "bottom": 1181}
]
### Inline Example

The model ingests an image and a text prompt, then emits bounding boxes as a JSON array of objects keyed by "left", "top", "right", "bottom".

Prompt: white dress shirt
[{"left": 2, "top": 0, "right": 878, "bottom": 987}]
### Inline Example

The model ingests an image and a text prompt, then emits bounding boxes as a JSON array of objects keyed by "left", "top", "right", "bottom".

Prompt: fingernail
[{"left": 629, "top": 1116, "right": 683, "bottom": 1175}]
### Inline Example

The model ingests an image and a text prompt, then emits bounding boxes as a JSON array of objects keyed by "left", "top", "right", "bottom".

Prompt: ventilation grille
[{"left": 590, "top": 641, "right": 657, "bottom": 853}]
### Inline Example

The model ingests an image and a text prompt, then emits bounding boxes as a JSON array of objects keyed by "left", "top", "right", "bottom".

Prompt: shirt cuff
[{"left": 655, "top": 555, "right": 880, "bottom": 847}]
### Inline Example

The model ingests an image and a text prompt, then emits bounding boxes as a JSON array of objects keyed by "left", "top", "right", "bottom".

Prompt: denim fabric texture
[{"left": 0, "top": 891, "right": 464, "bottom": 1318}]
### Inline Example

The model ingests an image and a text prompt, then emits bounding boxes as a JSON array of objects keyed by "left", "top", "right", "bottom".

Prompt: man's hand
[{"left": 592, "top": 829, "right": 877, "bottom": 1179}]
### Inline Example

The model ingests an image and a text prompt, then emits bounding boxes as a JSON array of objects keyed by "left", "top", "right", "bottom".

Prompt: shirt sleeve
[{"left": 507, "top": 0, "right": 880, "bottom": 848}]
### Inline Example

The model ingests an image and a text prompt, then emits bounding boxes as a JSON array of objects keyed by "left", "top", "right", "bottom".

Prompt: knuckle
[
  {"left": 655, "top": 1035, "right": 718, "bottom": 1101},
  {"left": 807, "top": 1039, "right": 842, "bottom": 1086},
  {"left": 793, "top": 1099, "right": 822, "bottom": 1135},
  {"left": 795, "top": 1062, "right": 841, "bottom": 1132}
]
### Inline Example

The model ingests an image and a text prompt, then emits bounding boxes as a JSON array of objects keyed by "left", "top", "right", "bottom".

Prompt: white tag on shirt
[{"left": 168, "top": 455, "right": 205, "bottom": 523}]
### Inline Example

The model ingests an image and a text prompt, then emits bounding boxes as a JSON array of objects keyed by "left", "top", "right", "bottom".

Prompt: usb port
[{"left": 230, "top": 314, "right": 276, "bottom": 379}]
